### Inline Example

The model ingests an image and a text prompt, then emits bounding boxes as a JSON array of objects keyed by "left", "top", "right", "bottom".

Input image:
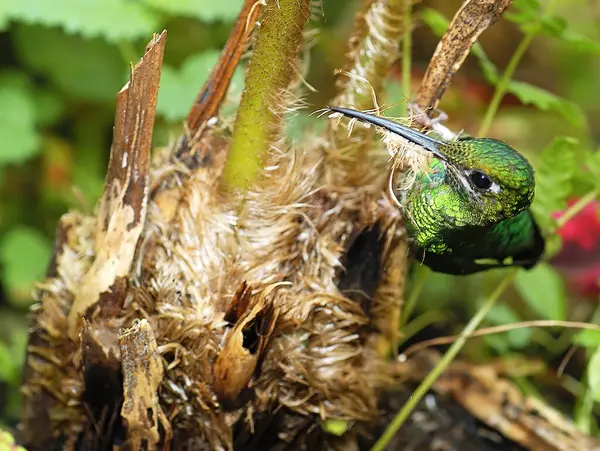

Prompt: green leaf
[
  {"left": 560, "top": 31, "right": 600, "bottom": 55},
  {"left": 0, "top": 74, "right": 40, "bottom": 164},
  {"left": 0, "top": 227, "right": 51, "bottom": 304},
  {"left": 574, "top": 330, "right": 600, "bottom": 349},
  {"left": 321, "top": 419, "right": 349, "bottom": 436},
  {"left": 0, "top": 0, "right": 11, "bottom": 31},
  {"left": 142, "top": 0, "right": 243, "bottom": 22},
  {"left": 505, "top": 81, "right": 586, "bottom": 129},
  {"left": 586, "top": 148, "right": 600, "bottom": 182},
  {"left": 507, "top": 0, "right": 600, "bottom": 54},
  {"left": 34, "top": 89, "right": 65, "bottom": 127},
  {"left": 14, "top": 25, "right": 127, "bottom": 103},
  {"left": 7, "top": 0, "right": 159, "bottom": 42},
  {"left": 531, "top": 136, "right": 578, "bottom": 221},
  {"left": 486, "top": 304, "right": 532, "bottom": 349},
  {"left": 419, "top": 8, "right": 449, "bottom": 36},
  {"left": 505, "top": 0, "right": 540, "bottom": 28},
  {"left": 157, "top": 51, "right": 244, "bottom": 122},
  {"left": 514, "top": 263, "right": 567, "bottom": 320},
  {"left": 0, "top": 325, "right": 27, "bottom": 383},
  {"left": 588, "top": 346, "right": 600, "bottom": 403}
]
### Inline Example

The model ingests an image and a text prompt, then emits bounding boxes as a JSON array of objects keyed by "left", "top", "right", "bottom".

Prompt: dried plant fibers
[
  {"left": 19, "top": 1, "right": 600, "bottom": 451},
  {"left": 20, "top": 1, "right": 412, "bottom": 449}
]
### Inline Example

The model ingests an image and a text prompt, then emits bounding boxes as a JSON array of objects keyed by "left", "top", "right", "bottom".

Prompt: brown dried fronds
[{"left": 327, "top": 0, "right": 413, "bottom": 185}]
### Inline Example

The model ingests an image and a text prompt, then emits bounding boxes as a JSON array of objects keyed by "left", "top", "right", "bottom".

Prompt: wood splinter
[{"left": 67, "top": 31, "right": 166, "bottom": 342}]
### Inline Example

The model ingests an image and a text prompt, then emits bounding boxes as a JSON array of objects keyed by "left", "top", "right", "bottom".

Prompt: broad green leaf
[
  {"left": 0, "top": 70, "right": 65, "bottom": 127},
  {"left": 505, "top": 81, "right": 585, "bottom": 129},
  {"left": 0, "top": 227, "right": 51, "bottom": 304},
  {"left": 486, "top": 304, "right": 532, "bottom": 349},
  {"left": 514, "top": 263, "right": 567, "bottom": 320},
  {"left": 560, "top": 31, "right": 600, "bottom": 55},
  {"left": 0, "top": 325, "right": 27, "bottom": 383},
  {"left": 574, "top": 330, "right": 600, "bottom": 349},
  {"left": 531, "top": 136, "right": 578, "bottom": 220},
  {"left": 0, "top": 0, "right": 14, "bottom": 30},
  {"left": 0, "top": 75, "right": 40, "bottom": 164},
  {"left": 14, "top": 25, "right": 127, "bottom": 103},
  {"left": 7, "top": 0, "right": 159, "bottom": 42},
  {"left": 586, "top": 148, "right": 600, "bottom": 182},
  {"left": 143, "top": 0, "right": 243, "bottom": 22},
  {"left": 34, "top": 89, "right": 65, "bottom": 126},
  {"left": 588, "top": 346, "right": 600, "bottom": 403},
  {"left": 507, "top": 0, "right": 600, "bottom": 54},
  {"left": 0, "top": 427, "right": 27, "bottom": 451},
  {"left": 157, "top": 51, "right": 244, "bottom": 122}
]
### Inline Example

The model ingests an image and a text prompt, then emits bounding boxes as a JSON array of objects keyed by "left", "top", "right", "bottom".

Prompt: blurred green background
[{"left": 1, "top": 0, "right": 600, "bottom": 436}]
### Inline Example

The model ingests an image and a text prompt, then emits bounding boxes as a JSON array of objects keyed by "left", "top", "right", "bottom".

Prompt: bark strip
[
  {"left": 68, "top": 31, "right": 166, "bottom": 341},
  {"left": 415, "top": 0, "right": 513, "bottom": 115},
  {"left": 185, "top": 0, "right": 263, "bottom": 139},
  {"left": 119, "top": 319, "right": 166, "bottom": 451}
]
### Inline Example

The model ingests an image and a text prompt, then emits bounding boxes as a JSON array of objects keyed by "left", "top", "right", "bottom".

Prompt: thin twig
[{"left": 416, "top": 0, "right": 513, "bottom": 118}]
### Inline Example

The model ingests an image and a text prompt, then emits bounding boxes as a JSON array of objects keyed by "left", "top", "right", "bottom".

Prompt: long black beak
[{"left": 328, "top": 106, "right": 448, "bottom": 162}]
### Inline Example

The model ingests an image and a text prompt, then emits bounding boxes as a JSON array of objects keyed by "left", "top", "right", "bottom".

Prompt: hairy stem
[{"left": 220, "top": 0, "right": 311, "bottom": 190}]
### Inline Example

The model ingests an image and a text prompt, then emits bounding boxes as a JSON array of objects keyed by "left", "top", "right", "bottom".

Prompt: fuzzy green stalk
[{"left": 221, "top": 0, "right": 311, "bottom": 190}]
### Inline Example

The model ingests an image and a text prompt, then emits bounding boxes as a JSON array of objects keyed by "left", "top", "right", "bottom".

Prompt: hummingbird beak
[{"left": 328, "top": 106, "right": 448, "bottom": 163}]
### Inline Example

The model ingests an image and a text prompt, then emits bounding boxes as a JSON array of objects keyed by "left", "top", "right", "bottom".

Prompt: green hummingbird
[{"left": 329, "top": 106, "right": 545, "bottom": 275}]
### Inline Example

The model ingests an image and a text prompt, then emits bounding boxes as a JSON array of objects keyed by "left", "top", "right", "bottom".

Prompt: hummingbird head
[
  {"left": 434, "top": 137, "right": 535, "bottom": 218},
  {"left": 328, "top": 107, "right": 536, "bottom": 238}
]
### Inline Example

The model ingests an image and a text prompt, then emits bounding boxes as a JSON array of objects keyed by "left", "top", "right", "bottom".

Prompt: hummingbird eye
[{"left": 469, "top": 171, "right": 493, "bottom": 190}]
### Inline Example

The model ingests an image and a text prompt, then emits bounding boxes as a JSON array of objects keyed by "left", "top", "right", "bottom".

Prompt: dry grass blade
[
  {"left": 415, "top": 0, "right": 513, "bottom": 117},
  {"left": 328, "top": 0, "right": 412, "bottom": 177},
  {"left": 67, "top": 31, "right": 166, "bottom": 341}
]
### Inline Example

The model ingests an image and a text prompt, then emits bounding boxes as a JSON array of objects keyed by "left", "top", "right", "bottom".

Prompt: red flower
[{"left": 552, "top": 199, "right": 600, "bottom": 297}]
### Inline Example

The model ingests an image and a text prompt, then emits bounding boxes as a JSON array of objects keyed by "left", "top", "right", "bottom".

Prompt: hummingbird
[{"left": 329, "top": 106, "right": 545, "bottom": 275}]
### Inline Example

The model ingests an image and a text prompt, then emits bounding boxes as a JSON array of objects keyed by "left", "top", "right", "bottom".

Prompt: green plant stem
[
  {"left": 220, "top": 0, "right": 311, "bottom": 191},
  {"left": 555, "top": 189, "right": 599, "bottom": 228},
  {"left": 401, "top": 266, "right": 429, "bottom": 325},
  {"left": 478, "top": 0, "right": 559, "bottom": 137},
  {"left": 371, "top": 270, "right": 516, "bottom": 451},
  {"left": 402, "top": 0, "right": 412, "bottom": 114},
  {"left": 399, "top": 309, "right": 450, "bottom": 346},
  {"left": 478, "top": 34, "right": 533, "bottom": 137}
]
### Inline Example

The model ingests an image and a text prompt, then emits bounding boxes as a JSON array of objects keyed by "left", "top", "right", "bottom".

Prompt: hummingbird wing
[{"left": 411, "top": 210, "right": 545, "bottom": 275}]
